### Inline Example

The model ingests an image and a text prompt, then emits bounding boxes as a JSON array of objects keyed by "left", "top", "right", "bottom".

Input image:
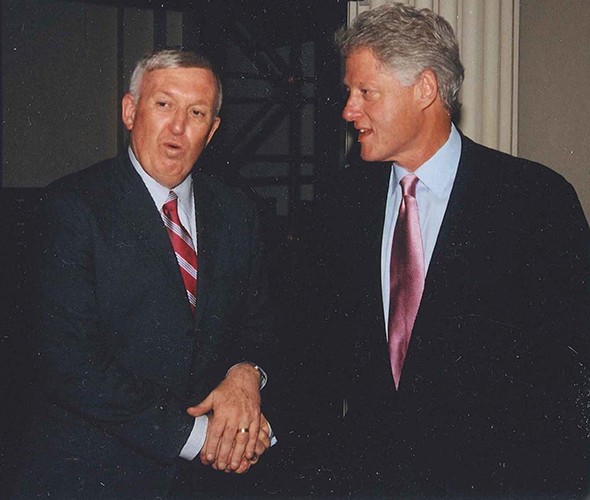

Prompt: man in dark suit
[
  {"left": 14, "top": 49, "right": 275, "bottom": 498},
  {"left": 327, "top": 4, "right": 590, "bottom": 496}
]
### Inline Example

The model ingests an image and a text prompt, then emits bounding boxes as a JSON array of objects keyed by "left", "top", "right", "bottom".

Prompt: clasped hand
[{"left": 186, "top": 363, "right": 271, "bottom": 474}]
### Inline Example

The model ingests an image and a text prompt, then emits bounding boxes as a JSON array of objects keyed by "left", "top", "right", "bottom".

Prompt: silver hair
[
  {"left": 335, "top": 3, "right": 464, "bottom": 116},
  {"left": 129, "top": 48, "right": 223, "bottom": 116}
]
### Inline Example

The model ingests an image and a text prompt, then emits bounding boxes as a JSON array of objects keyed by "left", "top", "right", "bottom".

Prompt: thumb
[{"left": 187, "top": 393, "right": 213, "bottom": 417}]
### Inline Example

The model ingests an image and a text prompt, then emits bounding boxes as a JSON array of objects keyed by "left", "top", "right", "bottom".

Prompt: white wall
[{"left": 518, "top": 0, "right": 590, "bottom": 219}]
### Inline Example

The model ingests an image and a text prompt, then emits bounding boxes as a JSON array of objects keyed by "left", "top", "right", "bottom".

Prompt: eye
[
  {"left": 156, "top": 101, "right": 169, "bottom": 108},
  {"left": 361, "top": 88, "right": 378, "bottom": 101},
  {"left": 191, "top": 109, "right": 205, "bottom": 118}
]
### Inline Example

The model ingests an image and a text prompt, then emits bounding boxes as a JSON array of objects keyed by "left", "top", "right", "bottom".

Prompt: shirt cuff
[
  {"left": 267, "top": 421, "right": 278, "bottom": 446},
  {"left": 179, "top": 415, "right": 208, "bottom": 461}
]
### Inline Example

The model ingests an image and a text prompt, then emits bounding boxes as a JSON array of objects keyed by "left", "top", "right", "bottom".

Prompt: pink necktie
[
  {"left": 389, "top": 174, "right": 424, "bottom": 389},
  {"left": 162, "top": 191, "right": 198, "bottom": 314}
]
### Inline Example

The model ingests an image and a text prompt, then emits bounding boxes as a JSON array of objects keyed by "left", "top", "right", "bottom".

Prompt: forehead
[
  {"left": 344, "top": 48, "right": 389, "bottom": 83},
  {"left": 140, "top": 67, "right": 218, "bottom": 104}
]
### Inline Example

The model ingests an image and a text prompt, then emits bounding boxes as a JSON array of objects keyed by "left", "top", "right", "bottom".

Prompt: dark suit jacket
[
  {"left": 14, "top": 153, "right": 274, "bottom": 498},
  {"left": 327, "top": 134, "right": 590, "bottom": 496}
]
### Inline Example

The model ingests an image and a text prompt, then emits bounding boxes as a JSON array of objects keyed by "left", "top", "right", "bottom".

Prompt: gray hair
[
  {"left": 335, "top": 3, "right": 464, "bottom": 116},
  {"left": 129, "top": 48, "right": 223, "bottom": 115}
]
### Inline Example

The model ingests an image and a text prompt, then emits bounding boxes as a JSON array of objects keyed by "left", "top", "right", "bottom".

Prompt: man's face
[
  {"left": 342, "top": 48, "right": 424, "bottom": 168},
  {"left": 122, "top": 67, "right": 221, "bottom": 188}
]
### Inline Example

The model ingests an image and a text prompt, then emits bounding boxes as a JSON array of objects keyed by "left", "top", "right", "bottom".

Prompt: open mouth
[
  {"left": 163, "top": 142, "right": 183, "bottom": 157},
  {"left": 357, "top": 128, "right": 372, "bottom": 141}
]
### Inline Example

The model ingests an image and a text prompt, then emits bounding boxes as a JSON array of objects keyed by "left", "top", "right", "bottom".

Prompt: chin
[{"left": 360, "top": 152, "right": 381, "bottom": 163}]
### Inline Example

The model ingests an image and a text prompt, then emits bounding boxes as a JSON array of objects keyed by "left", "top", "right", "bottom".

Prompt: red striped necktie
[
  {"left": 388, "top": 174, "right": 424, "bottom": 389},
  {"left": 162, "top": 191, "right": 197, "bottom": 314}
]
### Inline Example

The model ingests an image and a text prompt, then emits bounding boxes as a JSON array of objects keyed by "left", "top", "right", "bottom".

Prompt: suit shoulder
[
  {"left": 39, "top": 156, "right": 134, "bottom": 229},
  {"left": 462, "top": 136, "right": 574, "bottom": 195},
  {"left": 461, "top": 136, "right": 587, "bottom": 235},
  {"left": 196, "top": 172, "right": 258, "bottom": 214},
  {"left": 47, "top": 156, "right": 127, "bottom": 196}
]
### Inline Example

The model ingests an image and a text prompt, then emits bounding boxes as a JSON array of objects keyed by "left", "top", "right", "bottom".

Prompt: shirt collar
[
  {"left": 128, "top": 146, "right": 194, "bottom": 212},
  {"left": 392, "top": 123, "right": 461, "bottom": 197}
]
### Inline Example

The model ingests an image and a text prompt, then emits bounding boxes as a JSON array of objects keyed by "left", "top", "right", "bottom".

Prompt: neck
[{"left": 397, "top": 102, "right": 452, "bottom": 171}]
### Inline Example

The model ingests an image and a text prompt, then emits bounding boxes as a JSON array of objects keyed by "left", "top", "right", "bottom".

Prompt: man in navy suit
[
  {"left": 15, "top": 49, "right": 275, "bottom": 498},
  {"left": 327, "top": 4, "right": 590, "bottom": 496}
]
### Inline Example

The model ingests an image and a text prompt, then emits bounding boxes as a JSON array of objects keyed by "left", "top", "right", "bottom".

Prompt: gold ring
[{"left": 238, "top": 427, "right": 249, "bottom": 434}]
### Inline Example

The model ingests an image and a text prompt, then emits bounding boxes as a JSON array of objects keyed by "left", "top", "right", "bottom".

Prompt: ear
[
  {"left": 415, "top": 69, "right": 439, "bottom": 110},
  {"left": 121, "top": 93, "right": 136, "bottom": 131},
  {"left": 205, "top": 116, "right": 221, "bottom": 145}
]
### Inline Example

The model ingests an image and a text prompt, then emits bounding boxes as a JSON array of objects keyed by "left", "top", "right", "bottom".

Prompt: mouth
[
  {"left": 356, "top": 127, "right": 372, "bottom": 142},
  {"left": 162, "top": 141, "right": 184, "bottom": 157}
]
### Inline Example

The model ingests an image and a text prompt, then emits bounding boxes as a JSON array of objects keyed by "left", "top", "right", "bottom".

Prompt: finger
[
  {"left": 203, "top": 418, "right": 225, "bottom": 464},
  {"left": 244, "top": 416, "right": 260, "bottom": 460},
  {"left": 235, "top": 457, "right": 251, "bottom": 474},
  {"left": 260, "top": 413, "right": 270, "bottom": 434},
  {"left": 256, "top": 431, "right": 270, "bottom": 453},
  {"left": 204, "top": 436, "right": 222, "bottom": 470},
  {"left": 218, "top": 435, "right": 237, "bottom": 471},
  {"left": 256, "top": 414, "right": 271, "bottom": 451},
  {"left": 227, "top": 426, "right": 250, "bottom": 470},
  {"left": 216, "top": 423, "right": 244, "bottom": 470},
  {"left": 199, "top": 434, "right": 210, "bottom": 466}
]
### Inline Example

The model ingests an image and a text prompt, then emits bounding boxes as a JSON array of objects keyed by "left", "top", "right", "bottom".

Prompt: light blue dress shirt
[{"left": 381, "top": 125, "right": 462, "bottom": 338}]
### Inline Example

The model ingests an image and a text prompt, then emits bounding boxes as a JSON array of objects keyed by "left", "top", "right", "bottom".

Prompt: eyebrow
[{"left": 152, "top": 90, "right": 214, "bottom": 108}]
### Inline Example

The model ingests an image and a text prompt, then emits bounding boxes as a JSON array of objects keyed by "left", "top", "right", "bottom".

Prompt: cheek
[
  {"left": 190, "top": 127, "right": 212, "bottom": 147},
  {"left": 369, "top": 104, "right": 393, "bottom": 127}
]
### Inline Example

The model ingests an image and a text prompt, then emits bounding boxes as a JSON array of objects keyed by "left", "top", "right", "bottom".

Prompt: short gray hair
[
  {"left": 129, "top": 48, "right": 223, "bottom": 115},
  {"left": 335, "top": 3, "right": 464, "bottom": 116}
]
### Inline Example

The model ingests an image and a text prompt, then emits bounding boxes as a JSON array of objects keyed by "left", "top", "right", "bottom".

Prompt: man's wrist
[{"left": 226, "top": 362, "right": 267, "bottom": 390}]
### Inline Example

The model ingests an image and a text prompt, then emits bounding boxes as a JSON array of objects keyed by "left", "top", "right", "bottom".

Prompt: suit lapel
[
  {"left": 402, "top": 136, "right": 486, "bottom": 385},
  {"left": 115, "top": 155, "right": 194, "bottom": 313},
  {"left": 193, "top": 171, "right": 220, "bottom": 328},
  {"left": 420, "top": 136, "right": 483, "bottom": 316}
]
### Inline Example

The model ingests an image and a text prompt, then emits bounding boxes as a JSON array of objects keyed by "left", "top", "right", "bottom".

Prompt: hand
[
  {"left": 210, "top": 413, "right": 272, "bottom": 474},
  {"left": 187, "top": 363, "right": 261, "bottom": 471}
]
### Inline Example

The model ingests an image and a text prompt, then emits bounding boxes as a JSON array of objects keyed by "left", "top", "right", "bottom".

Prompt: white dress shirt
[{"left": 381, "top": 125, "right": 462, "bottom": 338}]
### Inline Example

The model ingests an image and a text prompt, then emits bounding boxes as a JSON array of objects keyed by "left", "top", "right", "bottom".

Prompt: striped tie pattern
[{"left": 162, "top": 191, "right": 197, "bottom": 313}]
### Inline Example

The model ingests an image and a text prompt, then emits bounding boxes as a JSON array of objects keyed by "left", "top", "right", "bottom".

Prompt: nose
[
  {"left": 170, "top": 110, "right": 187, "bottom": 135},
  {"left": 342, "top": 93, "right": 361, "bottom": 122}
]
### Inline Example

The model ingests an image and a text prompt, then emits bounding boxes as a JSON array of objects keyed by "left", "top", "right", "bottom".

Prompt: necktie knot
[
  {"left": 400, "top": 174, "right": 419, "bottom": 198},
  {"left": 163, "top": 191, "right": 179, "bottom": 217}
]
